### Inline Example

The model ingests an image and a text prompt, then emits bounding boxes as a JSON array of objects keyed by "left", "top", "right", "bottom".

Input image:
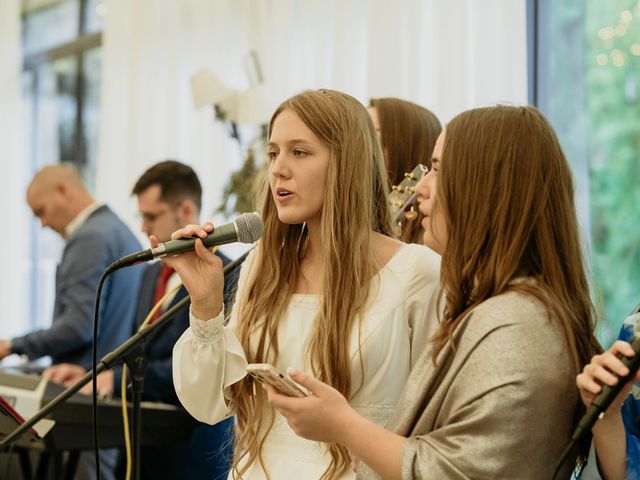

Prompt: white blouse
[{"left": 172, "top": 243, "right": 441, "bottom": 479}]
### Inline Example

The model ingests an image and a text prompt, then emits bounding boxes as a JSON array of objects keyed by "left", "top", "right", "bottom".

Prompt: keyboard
[{"left": 0, "top": 369, "right": 199, "bottom": 451}]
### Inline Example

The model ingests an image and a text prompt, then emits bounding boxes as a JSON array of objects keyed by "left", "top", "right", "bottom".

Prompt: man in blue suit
[
  {"left": 46, "top": 160, "right": 236, "bottom": 479},
  {"left": 0, "top": 164, "right": 142, "bottom": 369},
  {"left": 0, "top": 164, "right": 142, "bottom": 480},
  {"left": 125, "top": 160, "right": 236, "bottom": 479}
]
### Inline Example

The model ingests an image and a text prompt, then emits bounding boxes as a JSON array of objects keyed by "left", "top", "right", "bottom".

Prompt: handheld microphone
[
  {"left": 573, "top": 310, "right": 640, "bottom": 440},
  {"left": 552, "top": 306, "right": 640, "bottom": 480},
  {"left": 109, "top": 212, "right": 263, "bottom": 270}
]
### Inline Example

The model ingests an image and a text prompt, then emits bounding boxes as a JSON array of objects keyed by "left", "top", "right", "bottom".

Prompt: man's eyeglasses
[{"left": 136, "top": 200, "right": 183, "bottom": 224}]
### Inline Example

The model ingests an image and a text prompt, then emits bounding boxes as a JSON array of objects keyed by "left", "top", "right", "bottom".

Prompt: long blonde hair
[
  {"left": 230, "top": 90, "right": 392, "bottom": 479},
  {"left": 430, "top": 105, "right": 601, "bottom": 467}
]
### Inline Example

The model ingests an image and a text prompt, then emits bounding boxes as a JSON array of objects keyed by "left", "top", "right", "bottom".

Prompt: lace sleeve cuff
[{"left": 189, "top": 308, "right": 225, "bottom": 342}]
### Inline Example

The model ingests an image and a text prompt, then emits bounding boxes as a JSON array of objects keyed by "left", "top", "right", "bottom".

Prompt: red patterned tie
[{"left": 149, "top": 263, "right": 175, "bottom": 324}]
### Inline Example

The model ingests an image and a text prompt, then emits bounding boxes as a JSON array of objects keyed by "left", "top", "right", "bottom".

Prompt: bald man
[{"left": 0, "top": 164, "right": 142, "bottom": 369}]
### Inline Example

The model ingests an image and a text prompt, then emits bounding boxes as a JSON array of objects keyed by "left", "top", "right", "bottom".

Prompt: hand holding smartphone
[{"left": 246, "top": 363, "right": 308, "bottom": 397}]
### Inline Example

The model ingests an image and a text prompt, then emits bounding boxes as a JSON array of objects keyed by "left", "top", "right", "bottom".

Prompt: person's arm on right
[{"left": 577, "top": 340, "right": 640, "bottom": 480}]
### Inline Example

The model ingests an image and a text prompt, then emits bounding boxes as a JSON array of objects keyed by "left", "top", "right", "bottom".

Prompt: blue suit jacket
[{"left": 12, "top": 206, "right": 143, "bottom": 369}]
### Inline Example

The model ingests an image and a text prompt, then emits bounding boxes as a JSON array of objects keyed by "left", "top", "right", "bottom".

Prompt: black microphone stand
[
  {"left": 0, "top": 249, "right": 250, "bottom": 479},
  {"left": 125, "top": 345, "right": 148, "bottom": 480}
]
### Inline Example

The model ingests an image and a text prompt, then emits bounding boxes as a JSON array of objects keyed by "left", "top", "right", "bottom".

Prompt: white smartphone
[{"left": 246, "top": 363, "right": 308, "bottom": 398}]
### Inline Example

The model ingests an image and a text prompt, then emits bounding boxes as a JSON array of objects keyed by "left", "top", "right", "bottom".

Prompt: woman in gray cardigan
[{"left": 266, "top": 105, "right": 601, "bottom": 479}]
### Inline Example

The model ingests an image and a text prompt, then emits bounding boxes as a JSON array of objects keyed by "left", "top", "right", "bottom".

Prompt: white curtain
[
  {"left": 0, "top": 0, "right": 31, "bottom": 338},
  {"left": 2, "top": 0, "right": 527, "bottom": 340},
  {"left": 97, "top": 0, "right": 254, "bottom": 234},
  {"left": 0, "top": 0, "right": 527, "bottom": 337},
  {"left": 97, "top": 0, "right": 527, "bottom": 234},
  {"left": 248, "top": 0, "right": 527, "bottom": 122}
]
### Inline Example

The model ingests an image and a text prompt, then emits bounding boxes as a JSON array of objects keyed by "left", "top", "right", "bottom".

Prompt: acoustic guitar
[{"left": 387, "top": 163, "right": 428, "bottom": 242}]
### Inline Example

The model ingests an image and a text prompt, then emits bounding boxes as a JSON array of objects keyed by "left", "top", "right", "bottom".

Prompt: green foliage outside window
[
  {"left": 585, "top": 0, "right": 640, "bottom": 344},
  {"left": 584, "top": 0, "right": 640, "bottom": 345},
  {"left": 545, "top": 0, "right": 640, "bottom": 346}
]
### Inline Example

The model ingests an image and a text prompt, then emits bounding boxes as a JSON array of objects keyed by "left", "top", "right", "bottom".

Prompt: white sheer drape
[
  {"left": 0, "top": 0, "right": 31, "bottom": 338},
  {"left": 4, "top": 0, "right": 527, "bottom": 340},
  {"left": 97, "top": 0, "right": 253, "bottom": 231},
  {"left": 248, "top": 0, "right": 527, "bottom": 122},
  {"left": 97, "top": 0, "right": 527, "bottom": 230}
]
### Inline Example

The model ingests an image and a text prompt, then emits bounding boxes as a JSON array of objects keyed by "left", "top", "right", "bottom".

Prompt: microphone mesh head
[{"left": 234, "top": 212, "right": 264, "bottom": 243}]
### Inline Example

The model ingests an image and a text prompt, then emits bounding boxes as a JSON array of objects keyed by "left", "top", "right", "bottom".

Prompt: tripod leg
[
  {"left": 17, "top": 448, "right": 33, "bottom": 479},
  {"left": 62, "top": 450, "right": 80, "bottom": 480},
  {"left": 34, "top": 451, "right": 50, "bottom": 480}
]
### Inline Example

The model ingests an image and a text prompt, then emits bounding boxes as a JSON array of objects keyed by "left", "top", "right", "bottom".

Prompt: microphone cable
[{"left": 120, "top": 279, "right": 183, "bottom": 480}]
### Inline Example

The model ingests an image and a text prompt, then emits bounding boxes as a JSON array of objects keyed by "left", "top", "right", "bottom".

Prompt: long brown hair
[
  {"left": 430, "top": 105, "right": 600, "bottom": 467},
  {"left": 369, "top": 97, "right": 441, "bottom": 243},
  {"left": 230, "top": 90, "right": 392, "bottom": 479}
]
